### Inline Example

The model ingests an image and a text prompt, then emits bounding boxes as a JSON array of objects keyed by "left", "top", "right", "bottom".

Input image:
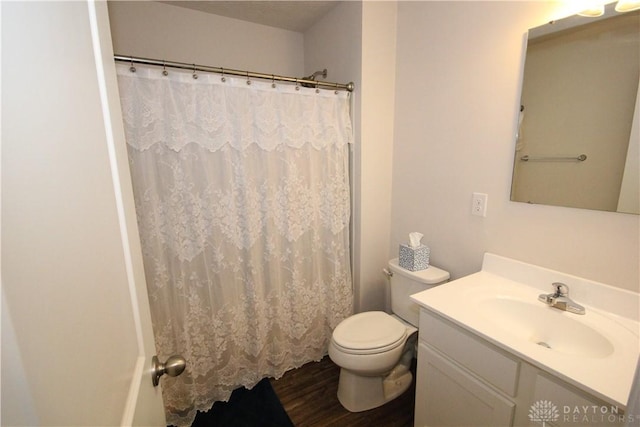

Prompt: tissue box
[{"left": 399, "top": 244, "right": 430, "bottom": 271}]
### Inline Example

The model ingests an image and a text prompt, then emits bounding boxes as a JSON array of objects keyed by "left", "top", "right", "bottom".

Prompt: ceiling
[{"left": 160, "top": 1, "right": 340, "bottom": 32}]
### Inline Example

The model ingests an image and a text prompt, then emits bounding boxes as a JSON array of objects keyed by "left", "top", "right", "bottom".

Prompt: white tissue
[{"left": 409, "top": 232, "right": 423, "bottom": 249}]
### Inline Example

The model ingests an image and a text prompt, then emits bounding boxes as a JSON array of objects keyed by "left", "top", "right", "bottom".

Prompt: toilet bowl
[
  {"left": 329, "top": 311, "right": 418, "bottom": 412},
  {"left": 329, "top": 311, "right": 413, "bottom": 375},
  {"left": 329, "top": 258, "right": 449, "bottom": 412}
]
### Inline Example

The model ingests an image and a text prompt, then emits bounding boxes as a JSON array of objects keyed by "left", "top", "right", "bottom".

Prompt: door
[{"left": 1, "top": 1, "right": 166, "bottom": 425}]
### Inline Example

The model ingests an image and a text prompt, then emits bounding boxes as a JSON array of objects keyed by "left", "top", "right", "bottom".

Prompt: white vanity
[{"left": 411, "top": 253, "right": 639, "bottom": 427}]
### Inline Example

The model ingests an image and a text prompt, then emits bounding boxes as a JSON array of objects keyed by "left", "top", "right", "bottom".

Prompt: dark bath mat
[{"left": 187, "top": 378, "right": 295, "bottom": 427}]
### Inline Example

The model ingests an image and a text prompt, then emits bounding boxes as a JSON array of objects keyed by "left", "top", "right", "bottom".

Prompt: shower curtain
[{"left": 116, "top": 64, "right": 353, "bottom": 426}]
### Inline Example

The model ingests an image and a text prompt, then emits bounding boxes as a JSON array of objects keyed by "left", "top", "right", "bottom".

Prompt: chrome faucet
[{"left": 538, "top": 282, "right": 585, "bottom": 315}]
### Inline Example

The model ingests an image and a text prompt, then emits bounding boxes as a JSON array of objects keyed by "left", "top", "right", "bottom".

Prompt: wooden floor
[{"left": 270, "top": 356, "right": 415, "bottom": 427}]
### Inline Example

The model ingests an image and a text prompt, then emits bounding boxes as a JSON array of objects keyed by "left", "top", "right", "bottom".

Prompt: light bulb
[
  {"left": 615, "top": 0, "right": 640, "bottom": 12},
  {"left": 578, "top": 5, "right": 605, "bottom": 16}
]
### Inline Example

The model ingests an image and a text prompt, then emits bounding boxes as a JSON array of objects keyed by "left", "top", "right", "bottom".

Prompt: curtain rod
[{"left": 114, "top": 55, "right": 355, "bottom": 92}]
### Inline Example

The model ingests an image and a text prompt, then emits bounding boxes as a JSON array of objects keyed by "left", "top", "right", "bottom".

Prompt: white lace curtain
[{"left": 116, "top": 64, "right": 354, "bottom": 426}]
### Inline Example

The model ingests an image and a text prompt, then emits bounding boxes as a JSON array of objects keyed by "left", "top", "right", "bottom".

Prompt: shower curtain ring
[
  {"left": 246, "top": 71, "right": 251, "bottom": 85},
  {"left": 162, "top": 60, "right": 168, "bottom": 76},
  {"left": 220, "top": 67, "right": 226, "bottom": 83},
  {"left": 295, "top": 78, "right": 300, "bottom": 91},
  {"left": 192, "top": 64, "right": 198, "bottom": 80},
  {"left": 129, "top": 57, "right": 136, "bottom": 73},
  {"left": 271, "top": 74, "right": 276, "bottom": 89}
]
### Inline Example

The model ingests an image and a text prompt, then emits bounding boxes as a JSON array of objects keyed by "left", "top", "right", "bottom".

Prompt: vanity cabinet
[{"left": 415, "top": 309, "right": 624, "bottom": 427}]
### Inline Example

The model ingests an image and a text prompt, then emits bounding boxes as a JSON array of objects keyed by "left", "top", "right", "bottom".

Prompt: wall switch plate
[{"left": 471, "top": 192, "right": 488, "bottom": 217}]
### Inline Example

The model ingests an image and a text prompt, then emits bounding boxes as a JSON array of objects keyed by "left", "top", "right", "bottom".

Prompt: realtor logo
[{"left": 529, "top": 400, "right": 560, "bottom": 426}]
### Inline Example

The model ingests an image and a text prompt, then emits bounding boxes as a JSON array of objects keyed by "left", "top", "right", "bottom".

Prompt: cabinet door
[
  {"left": 415, "top": 343, "right": 515, "bottom": 427},
  {"left": 526, "top": 373, "right": 624, "bottom": 427}
]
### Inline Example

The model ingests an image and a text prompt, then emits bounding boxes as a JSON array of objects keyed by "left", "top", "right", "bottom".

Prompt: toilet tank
[{"left": 388, "top": 258, "right": 450, "bottom": 327}]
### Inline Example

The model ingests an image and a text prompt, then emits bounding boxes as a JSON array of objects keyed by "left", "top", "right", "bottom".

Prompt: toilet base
[{"left": 336, "top": 367, "right": 413, "bottom": 412}]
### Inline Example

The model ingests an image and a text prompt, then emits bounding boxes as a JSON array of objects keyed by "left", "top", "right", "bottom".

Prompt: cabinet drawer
[{"left": 419, "top": 309, "right": 519, "bottom": 396}]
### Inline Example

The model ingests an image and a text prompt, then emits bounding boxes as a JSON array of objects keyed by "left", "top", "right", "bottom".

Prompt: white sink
[
  {"left": 410, "top": 253, "right": 640, "bottom": 408},
  {"left": 476, "top": 296, "right": 614, "bottom": 358}
]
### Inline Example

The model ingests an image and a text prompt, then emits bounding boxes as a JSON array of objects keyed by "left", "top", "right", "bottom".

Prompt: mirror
[{"left": 511, "top": 4, "right": 639, "bottom": 214}]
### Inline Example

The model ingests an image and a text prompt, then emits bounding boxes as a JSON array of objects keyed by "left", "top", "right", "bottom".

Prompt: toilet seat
[{"left": 332, "top": 311, "right": 408, "bottom": 355}]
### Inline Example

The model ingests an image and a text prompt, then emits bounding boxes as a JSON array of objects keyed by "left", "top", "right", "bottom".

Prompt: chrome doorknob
[{"left": 152, "top": 355, "right": 186, "bottom": 387}]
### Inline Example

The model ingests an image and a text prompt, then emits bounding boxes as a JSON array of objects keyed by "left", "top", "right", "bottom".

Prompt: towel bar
[{"left": 520, "top": 154, "right": 587, "bottom": 162}]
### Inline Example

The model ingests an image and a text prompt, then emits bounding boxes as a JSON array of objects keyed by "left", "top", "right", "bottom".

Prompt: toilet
[{"left": 328, "top": 258, "right": 450, "bottom": 412}]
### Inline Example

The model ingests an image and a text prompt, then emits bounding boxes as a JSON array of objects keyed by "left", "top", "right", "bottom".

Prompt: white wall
[
  {"left": 304, "top": 1, "right": 362, "bottom": 89},
  {"left": 358, "top": 2, "right": 397, "bottom": 311},
  {"left": 108, "top": 1, "right": 304, "bottom": 76},
  {"left": 392, "top": 1, "right": 639, "bottom": 292},
  {"left": 305, "top": 1, "right": 397, "bottom": 312}
]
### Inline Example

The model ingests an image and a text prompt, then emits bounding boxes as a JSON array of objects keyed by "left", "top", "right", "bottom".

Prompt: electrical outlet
[{"left": 471, "top": 192, "right": 488, "bottom": 217}]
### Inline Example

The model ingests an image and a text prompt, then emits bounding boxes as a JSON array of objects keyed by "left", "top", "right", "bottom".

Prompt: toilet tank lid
[{"left": 388, "top": 258, "right": 450, "bottom": 284}]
